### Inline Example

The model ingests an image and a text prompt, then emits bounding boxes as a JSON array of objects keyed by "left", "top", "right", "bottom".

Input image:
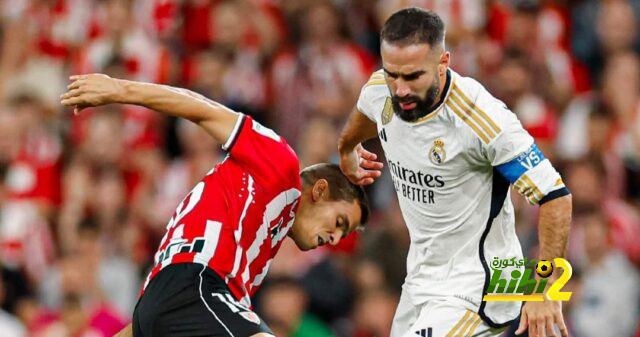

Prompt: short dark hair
[
  {"left": 300, "top": 163, "right": 370, "bottom": 226},
  {"left": 381, "top": 7, "right": 445, "bottom": 48}
]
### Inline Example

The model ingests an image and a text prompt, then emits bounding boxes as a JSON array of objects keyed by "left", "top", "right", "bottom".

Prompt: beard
[{"left": 391, "top": 75, "right": 441, "bottom": 122}]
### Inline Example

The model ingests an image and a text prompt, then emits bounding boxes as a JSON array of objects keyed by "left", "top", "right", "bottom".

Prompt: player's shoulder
[
  {"left": 245, "top": 116, "right": 282, "bottom": 142},
  {"left": 449, "top": 70, "right": 501, "bottom": 113},
  {"left": 357, "top": 69, "right": 392, "bottom": 122},
  {"left": 445, "top": 70, "right": 510, "bottom": 145},
  {"left": 231, "top": 115, "right": 300, "bottom": 175},
  {"left": 360, "top": 69, "right": 390, "bottom": 97},
  {"left": 236, "top": 115, "right": 290, "bottom": 153},
  {"left": 363, "top": 69, "right": 385, "bottom": 86},
  {"left": 249, "top": 117, "right": 300, "bottom": 170}
]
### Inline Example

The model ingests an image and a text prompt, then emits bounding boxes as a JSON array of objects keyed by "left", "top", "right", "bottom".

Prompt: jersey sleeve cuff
[
  {"left": 222, "top": 114, "right": 245, "bottom": 152},
  {"left": 539, "top": 187, "right": 571, "bottom": 205}
]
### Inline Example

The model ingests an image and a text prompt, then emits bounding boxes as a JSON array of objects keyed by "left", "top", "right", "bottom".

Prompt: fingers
[
  {"left": 357, "top": 145, "right": 383, "bottom": 173},
  {"left": 545, "top": 317, "right": 558, "bottom": 337},
  {"left": 516, "top": 302, "right": 567, "bottom": 337},
  {"left": 62, "top": 77, "right": 85, "bottom": 107},
  {"left": 515, "top": 308, "right": 528, "bottom": 335},
  {"left": 558, "top": 323, "right": 568, "bottom": 337},
  {"left": 370, "top": 170, "right": 382, "bottom": 178},
  {"left": 61, "top": 75, "right": 97, "bottom": 109},
  {"left": 67, "top": 80, "right": 82, "bottom": 90},
  {"left": 61, "top": 97, "right": 85, "bottom": 107},
  {"left": 528, "top": 317, "right": 538, "bottom": 337},
  {"left": 358, "top": 177, "right": 374, "bottom": 185},
  {"left": 349, "top": 169, "right": 381, "bottom": 186},
  {"left": 357, "top": 147, "right": 377, "bottom": 161},
  {"left": 537, "top": 318, "right": 546, "bottom": 337},
  {"left": 361, "top": 169, "right": 381, "bottom": 179},
  {"left": 360, "top": 158, "right": 384, "bottom": 170},
  {"left": 60, "top": 97, "right": 80, "bottom": 106},
  {"left": 62, "top": 75, "right": 109, "bottom": 115},
  {"left": 556, "top": 312, "right": 568, "bottom": 337},
  {"left": 61, "top": 88, "right": 82, "bottom": 100},
  {"left": 69, "top": 74, "right": 100, "bottom": 81}
]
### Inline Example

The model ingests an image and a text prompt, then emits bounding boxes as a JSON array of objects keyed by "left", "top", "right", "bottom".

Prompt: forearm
[
  {"left": 117, "top": 80, "right": 238, "bottom": 145},
  {"left": 63, "top": 74, "right": 238, "bottom": 145},
  {"left": 538, "top": 194, "right": 572, "bottom": 261},
  {"left": 338, "top": 108, "right": 378, "bottom": 153},
  {"left": 119, "top": 80, "right": 231, "bottom": 123}
]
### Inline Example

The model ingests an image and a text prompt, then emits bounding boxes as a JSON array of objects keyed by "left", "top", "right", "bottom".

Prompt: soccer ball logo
[{"left": 536, "top": 260, "right": 553, "bottom": 278}]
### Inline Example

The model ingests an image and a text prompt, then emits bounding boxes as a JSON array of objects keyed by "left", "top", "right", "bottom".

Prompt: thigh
[
  {"left": 133, "top": 265, "right": 202, "bottom": 337},
  {"left": 390, "top": 289, "right": 420, "bottom": 337},
  {"left": 198, "top": 268, "right": 273, "bottom": 337},
  {"left": 134, "top": 264, "right": 273, "bottom": 337},
  {"left": 400, "top": 299, "right": 505, "bottom": 337}
]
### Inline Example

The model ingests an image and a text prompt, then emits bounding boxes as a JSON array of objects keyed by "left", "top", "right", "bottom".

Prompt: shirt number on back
[{"left": 155, "top": 182, "right": 222, "bottom": 265}]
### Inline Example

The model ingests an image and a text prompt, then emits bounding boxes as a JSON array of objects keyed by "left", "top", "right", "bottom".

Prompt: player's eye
[
  {"left": 337, "top": 218, "right": 349, "bottom": 238},
  {"left": 403, "top": 74, "right": 420, "bottom": 81}
]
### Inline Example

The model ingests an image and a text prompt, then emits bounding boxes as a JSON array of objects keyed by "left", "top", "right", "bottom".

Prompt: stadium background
[{"left": 0, "top": 0, "right": 638, "bottom": 336}]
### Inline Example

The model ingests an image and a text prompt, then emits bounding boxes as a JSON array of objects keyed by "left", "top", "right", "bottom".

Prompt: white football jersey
[{"left": 357, "top": 68, "right": 569, "bottom": 327}]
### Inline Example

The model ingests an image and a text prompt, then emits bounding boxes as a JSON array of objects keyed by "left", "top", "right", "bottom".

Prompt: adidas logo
[{"left": 415, "top": 328, "right": 432, "bottom": 337}]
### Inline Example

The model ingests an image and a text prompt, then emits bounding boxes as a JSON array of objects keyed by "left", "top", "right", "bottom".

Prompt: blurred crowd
[{"left": 0, "top": 0, "right": 638, "bottom": 336}]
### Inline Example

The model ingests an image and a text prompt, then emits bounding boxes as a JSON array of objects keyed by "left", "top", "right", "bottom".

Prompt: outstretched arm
[
  {"left": 61, "top": 74, "right": 239, "bottom": 146},
  {"left": 337, "top": 107, "right": 383, "bottom": 185},
  {"left": 516, "top": 194, "right": 572, "bottom": 337}
]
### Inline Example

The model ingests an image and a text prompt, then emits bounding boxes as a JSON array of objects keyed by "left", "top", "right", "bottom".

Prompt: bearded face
[
  {"left": 380, "top": 41, "right": 449, "bottom": 123},
  {"left": 391, "top": 73, "right": 441, "bottom": 122}
]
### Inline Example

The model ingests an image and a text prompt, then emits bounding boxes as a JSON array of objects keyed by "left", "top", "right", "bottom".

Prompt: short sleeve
[
  {"left": 222, "top": 115, "right": 299, "bottom": 179},
  {"left": 483, "top": 103, "right": 534, "bottom": 166},
  {"left": 486, "top": 104, "right": 570, "bottom": 205},
  {"left": 356, "top": 86, "right": 377, "bottom": 122},
  {"left": 357, "top": 71, "right": 387, "bottom": 122}
]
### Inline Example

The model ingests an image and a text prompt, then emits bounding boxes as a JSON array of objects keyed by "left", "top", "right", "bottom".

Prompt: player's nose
[
  {"left": 395, "top": 82, "right": 411, "bottom": 97},
  {"left": 329, "top": 232, "right": 342, "bottom": 246}
]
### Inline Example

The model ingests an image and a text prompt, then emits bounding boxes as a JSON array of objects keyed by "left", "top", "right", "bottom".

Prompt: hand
[
  {"left": 60, "top": 74, "right": 124, "bottom": 114},
  {"left": 515, "top": 300, "right": 568, "bottom": 337},
  {"left": 339, "top": 144, "right": 383, "bottom": 185}
]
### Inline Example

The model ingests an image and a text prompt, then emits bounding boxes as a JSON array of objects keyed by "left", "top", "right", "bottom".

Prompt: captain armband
[{"left": 495, "top": 144, "right": 570, "bottom": 205}]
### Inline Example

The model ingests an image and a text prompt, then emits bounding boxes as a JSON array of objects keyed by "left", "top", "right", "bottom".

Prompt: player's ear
[
  {"left": 311, "top": 179, "right": 329, "bottom": 202},
  {"left": 438, "top": 51, "right": 450, "bottom": 75}
]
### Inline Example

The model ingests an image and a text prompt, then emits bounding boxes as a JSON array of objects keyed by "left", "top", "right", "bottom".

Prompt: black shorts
[{"left": 133, "top": 263, "right": 273, "bottom": 337}]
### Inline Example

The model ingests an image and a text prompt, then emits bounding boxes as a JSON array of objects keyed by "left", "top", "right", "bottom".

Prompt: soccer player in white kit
[{"left": 338, "top": 8, "right": 572, "bottom": 337}]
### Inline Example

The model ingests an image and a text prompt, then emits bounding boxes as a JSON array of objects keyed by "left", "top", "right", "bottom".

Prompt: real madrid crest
[
  {"left": 429, "top": 138, "right": 446, "bottom": 165},
  {"left": 381, "top": 97, "right": 393, "bottom": 125}
]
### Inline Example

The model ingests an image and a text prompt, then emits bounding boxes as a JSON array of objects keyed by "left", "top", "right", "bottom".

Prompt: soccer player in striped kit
[{"left": 61, "top": 74, "right": 370, "bottom": 337}]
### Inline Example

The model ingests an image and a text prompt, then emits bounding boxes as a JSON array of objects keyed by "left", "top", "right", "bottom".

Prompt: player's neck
[{"left": 432, "top": 69, "right": 449, "bottom": 108}]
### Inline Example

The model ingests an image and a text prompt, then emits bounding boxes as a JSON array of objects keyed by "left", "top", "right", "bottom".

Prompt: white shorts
[{"left": 390, "top": 290, "right": 507, "bottom": 337}]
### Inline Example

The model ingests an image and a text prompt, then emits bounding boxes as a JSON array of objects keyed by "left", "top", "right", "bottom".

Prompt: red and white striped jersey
[{"left": 141, "top": 115, "right": 301, "bottom": 307}]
